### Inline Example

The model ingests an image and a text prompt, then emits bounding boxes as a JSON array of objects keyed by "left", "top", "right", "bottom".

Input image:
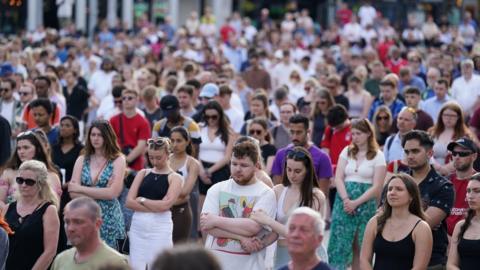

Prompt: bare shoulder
[
  {"left": 187, "top": 156, "right": 200, "bottom": 168},
  {"left": 273, "top": 184, "right": 284, "bottom": 196},
  {"left": 169, "top": 172, "right": 184, "bottom": 183},
  {"left": 113, "top": 155, "right": 126, "bottom": 164}
]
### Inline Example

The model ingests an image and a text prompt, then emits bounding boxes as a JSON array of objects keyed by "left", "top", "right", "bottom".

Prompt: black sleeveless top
[
  {"left": 373, "top": 219, "right": 421, "bottom": 270},
  {"left": 5, "top": 201, "right": 52, "bottom": 270},
  {"left": 137, "top": 172, "right": 170, "bottom": 200},
  {"left": 458, "top": 237, "right": 480, "bottom": 270}
]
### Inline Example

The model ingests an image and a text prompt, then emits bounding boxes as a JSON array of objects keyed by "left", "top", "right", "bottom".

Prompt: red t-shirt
[
  {"left": 446, "top": 174, "right": 472, "bottom": 235},
  {"left": 336, "top": 9, "right": 352, "bottom": 25},
  {"left": 110, "top": 113, "right": 151, "bottom": 171},
  {"left": 220, "top": 25, "right": 235, "bottom": 42},
  {"left": 23, "top": 103, "right": 61, "bottom": 129},
  {"left": 320, "top": 124, "right": 352, "bottom": 172}
]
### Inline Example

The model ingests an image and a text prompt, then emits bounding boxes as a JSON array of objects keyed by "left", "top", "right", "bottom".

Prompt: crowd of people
[{"left": 1, "top": 0, "right": 480, "bottom": 269}]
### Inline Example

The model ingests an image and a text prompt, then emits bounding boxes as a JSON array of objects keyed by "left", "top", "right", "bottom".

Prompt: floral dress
[{"left": 81, "top": 157, "right": 125, "bottom": 248}]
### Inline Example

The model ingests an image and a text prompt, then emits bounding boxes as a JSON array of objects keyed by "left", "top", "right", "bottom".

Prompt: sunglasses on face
[
  {"left": 249, "top": 129, "right": 263, "bottom": 135},
  {"left": 287, "top": 149, "right": 308, "bottom": 160},
  {"left": 204, "top": 115, "right": 218, "bottom": 121},
  {"left": 16, "top": 177, "right": 37, "bottom": 186},
  {"left": 0, "top": 88, "right": 10, "bottom": 92},
  {"left": 114, "top": 99, "right": 123, "bottom": 105},
  {"left": 19, "top": 91, "right": 31, "bottom": 96},
  {"left": 376, "top": 116, "right": 389, "bottom": 121},
  {"left": 122, "top": 96, "right": 135, "bottom": 101},
  {"left": 451, "top": 151, "right": 473, "bottom": 157}
]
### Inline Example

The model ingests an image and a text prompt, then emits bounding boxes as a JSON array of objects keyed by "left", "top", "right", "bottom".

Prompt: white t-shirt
[
  {"left": 358, "top": 5, "right": 377, "bottom": 27},
  {"left": 202, "top": 179, "right": 277, "bottom": 270},
  {"left": 451, "top": 74, "right": 480, "bottom": 116},
  {"left": 225, "top": 107, "right": 244, "bottom": 133},
  {"left": 339, "top": 147, "right": 386, "bottom": 184},
  {"left": 88, "top": 70, "right": 116, "bottom": 101},
  {"left": 0, "top": 100, "right": 14, "bottom": 126}
]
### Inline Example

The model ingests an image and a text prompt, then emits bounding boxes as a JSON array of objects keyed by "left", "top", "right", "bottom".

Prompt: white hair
[{"left": 287, "top": 207, "right": 325, "bottom": 236}]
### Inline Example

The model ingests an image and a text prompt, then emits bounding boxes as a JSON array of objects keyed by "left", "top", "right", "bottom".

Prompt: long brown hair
[
  {"left": 429, "top": 102, "right": 473, "bottom": 140},
  {"left": 282, "top": 146, "right": 320, "bottom": 208},
  {"left": 83, "top": 120, "right": 122, "bottom": 161},
  {"left": 311, "top": 88, "right": 335, "bottom": 119},
  {"left": 251, "top": 91, "right": 271, "bottom": 119},
  {"left": 249, "top": 117, "right": 272, "bottom": 143},
  {"left": 348, "top": 119, "right": 379, "bottom": 160},
  {"left": 377, "top": 174, "right": 426, "bottom": 233},
  {"left": 459, "top": 174, "right": 480, "bottom": 241}
]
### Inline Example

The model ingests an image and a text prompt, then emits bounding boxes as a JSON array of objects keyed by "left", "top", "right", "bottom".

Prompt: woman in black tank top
[
  {"left": 447, "top": 174, "right": 480, "bottom": 270},
  {"left": 360, "top": 174, "right": 433, "bottom": 270}
]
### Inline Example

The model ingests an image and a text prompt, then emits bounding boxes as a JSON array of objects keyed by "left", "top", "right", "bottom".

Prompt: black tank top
[
  {"left": 373, "top": 219, "right": 421, "bottom": 270},
  {"left": 137, "top": 171, "right": 170, "bottom": 200},
  {"left": 5, "top": 201, "right": 52, "bottom": 270},
  {"left": 458, "top": 237, "right": 480, "bottom": 270}
]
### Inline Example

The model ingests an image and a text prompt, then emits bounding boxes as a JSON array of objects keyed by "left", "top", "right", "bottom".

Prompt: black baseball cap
[
  {"left": 160, "top": 95, "right": 180, "bottom": 118},
  {"left": 447, "top": 137, "right": 479, "bottom": 153}
]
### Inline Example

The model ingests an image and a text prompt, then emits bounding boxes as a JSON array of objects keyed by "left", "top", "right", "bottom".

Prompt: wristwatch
[{"left": 140, "top": 197, "right": 146, "bottom": 205}]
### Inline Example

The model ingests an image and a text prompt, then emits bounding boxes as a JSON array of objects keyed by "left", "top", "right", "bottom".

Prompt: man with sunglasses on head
[
  {"left": 271, "top": 114, "right": 333, "bottom": 196},
  {"left": 445, "top": 138, "right": 478, "bottom": 236}
]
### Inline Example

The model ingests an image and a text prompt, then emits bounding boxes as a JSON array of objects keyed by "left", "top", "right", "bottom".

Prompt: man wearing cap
[
  {"left": 445, "top": 138, "right": 478, "bottom": 236},
  {"left": 192, "top": 83, "right": 220, "bottom": 123},
  {"left": 152, "top": 95, "right": 201, "bottom": 158},
  {"left": 110, "top": 88, "right": 151, "bottom": 172}
]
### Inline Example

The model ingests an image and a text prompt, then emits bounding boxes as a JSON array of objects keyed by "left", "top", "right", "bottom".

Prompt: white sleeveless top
[{"left": 199, "top": 126, "right": 227, "bottom": 163}]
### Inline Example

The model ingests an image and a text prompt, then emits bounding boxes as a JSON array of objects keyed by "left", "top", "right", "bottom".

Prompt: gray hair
[
  {"left": 66, "top": 196, "right": 102, "bottom": 221},
  {"left": 287, "top": 207, "right": 325, "bottom": 236},
  {"left": 461, "top": 59, "right": 474, "bottom": 67}
]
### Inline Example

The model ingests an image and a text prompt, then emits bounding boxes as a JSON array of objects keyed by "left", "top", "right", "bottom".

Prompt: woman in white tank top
[
  {"left": 169, "top": 126, "right": 200, "bottom": 243},
  {"left": 344, "top": 75, "right": 373, "bottom": 119},
  {"left": 249, "top": 146, "right": 328, "bottom": 269}
]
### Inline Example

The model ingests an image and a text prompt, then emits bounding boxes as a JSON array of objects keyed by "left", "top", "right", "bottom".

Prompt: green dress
[{"left": 81, "top": 157, "right": 125, "bottom": 248}]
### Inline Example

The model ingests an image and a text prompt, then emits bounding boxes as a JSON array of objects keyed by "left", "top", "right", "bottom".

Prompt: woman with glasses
[
  {"left": 169, "top": 126, "right": 200, "bottom": 243},
  {"left": 447, "top": 173, "right": 480, "bottom": 269},
  {"left": 0, "top": 131, "right": 62, "bottom": 209},
  {"left": 249, "top": 146, "right": 327, "bottom": 268},
  {"left": 428, "top": 102, "right": 478, "bottom": 176},
  {"left": 3, "top": 160, "right": 60, "bottom": 270},
  {"left": 372, "top": 106, "right": 393, "bottom": 148},
  {"left": 198, "top": 101, "right": 234, "bottom": 219},
  {"left": 69, "top": 120, "right": 126, "bottom": 248},
  {"left": 361, "top": 174, "right": 432, "bottom": 270},
  {"left": 126, "top": 137, "right": 182, "bottom": 270},
  {"left": 310, "top": 88, "right": 335, "bottom": 146},
  {"left": 248, "top": 118, "right": 277, "bottom": 175},
  {"left": 328, "top": 119, "right": 386, "bottom": 270}
]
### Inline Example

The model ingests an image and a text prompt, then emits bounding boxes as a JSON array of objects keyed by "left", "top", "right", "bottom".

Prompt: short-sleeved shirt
[
  {"left": 152, "top": 116, "right": 201, "bottom": 145},
  {"left": 271, "top": 144, "right": 333, "bottom": 180},
  {"left": 23, "top": 103, "right": 61, "bottom": 130},
  {"left": 321, "top": 124, "right": 352, "bottom": 170},
  {"left": 383, "top": 133, "right": 404, "bottom": 163},
  {"left": 278, "top": 261, "right": 333, "bottom": 270},
  {"left": 51, "top": 242, "right": 128, "bottom": 270},
  {"left": 201, "top": 179, "right": 277, "bottom": 270},
  {"left": 339, "top": 147, "right": 386, "bottom": 184},
  {"left": 110, "top": 113, "right": 151, "bottom": 171},
  {"left": 415, "top": 168, "right": 454, "bottom": 266},
  {"left": 446, "top": 173, "right": 472, "bottom": 235}
]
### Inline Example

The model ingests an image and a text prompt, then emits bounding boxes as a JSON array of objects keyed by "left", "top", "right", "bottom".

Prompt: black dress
[
  {"left": 51, "top": 143, "right": 83, "bottom": 209},
  {"left": 5, "top": 202, "right": 52, "bottom": 270},
  {"left": 373, "top": 220, "right": 421, "bottom": 270},
  {"left": 458, "top": 237, "right": 480, "bottom": 270}
]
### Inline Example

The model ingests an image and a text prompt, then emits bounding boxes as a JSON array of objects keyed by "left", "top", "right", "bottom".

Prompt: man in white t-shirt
[
  {"left": 201, "top": 140, "right": 277, "bottom": 270},
  {"left": 217, "top": 85, "right": 243, "bottom": 133},
  {"left": 358, "top": 1, "right": 377, "bottom": 28},
  {"left": 451, "top": 59, "right": 480, "bottom": 117}
]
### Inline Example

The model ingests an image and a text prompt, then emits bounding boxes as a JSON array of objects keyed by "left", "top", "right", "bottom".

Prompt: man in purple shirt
[{"left": 271, "top": 114, "right": 333, "bottom": 196}]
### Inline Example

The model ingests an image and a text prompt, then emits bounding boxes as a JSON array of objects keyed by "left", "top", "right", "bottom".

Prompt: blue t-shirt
[{"left": 271, "top": 144, "right": 333, "bottom": 180}]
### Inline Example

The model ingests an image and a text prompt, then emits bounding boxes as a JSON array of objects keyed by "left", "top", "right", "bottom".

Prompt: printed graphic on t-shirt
[{"left": 210, "top": 191, "right": 256, "bottom": 254}]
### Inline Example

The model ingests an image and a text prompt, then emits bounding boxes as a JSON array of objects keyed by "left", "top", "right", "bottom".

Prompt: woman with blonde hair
[
  {"left": 428, "top": 102, "right": 478, "bottom": 175},
  {"left": 297, "top": 77, "right": 320, "bottom": 116},
  {"left": 4, "top": 160, "right": 60, "bottom": 270},
  {"left": 328, "top": 119, "right": 387, "bottom": 270},
  {"left": 372, "top": 106, "right": 394, "bottom": 148}
]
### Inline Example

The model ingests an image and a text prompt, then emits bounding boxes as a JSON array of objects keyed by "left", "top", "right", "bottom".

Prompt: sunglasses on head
[
  {"left": 17, "top": 130, "right": 35, "bottom": 138},
  {"left": 451, "top": 151, "right": 473, "bottom": 157},
  {"left": 249, "top": 129, "right": 263, "bottom": 135},
  {"left": 204, "top": 114, "right": 218, "bottom": 121},
  {"left": 287, "top": 149, "right": 308, "bottom": 160},
  {"left": 148, "top": 137, "right": 167, "bottom": 147},
  {"left": 16, "top": 177, "right": 37, "bottom": 186}
]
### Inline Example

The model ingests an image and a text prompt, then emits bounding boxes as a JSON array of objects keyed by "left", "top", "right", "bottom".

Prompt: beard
[
  {"left": 232, "top": 170, "right": 256, "bottom": 186},
  {"left": 455, "top": 162, "right": 472, "bottom": 172}
]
